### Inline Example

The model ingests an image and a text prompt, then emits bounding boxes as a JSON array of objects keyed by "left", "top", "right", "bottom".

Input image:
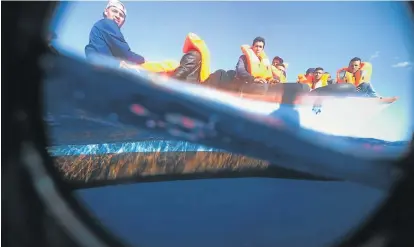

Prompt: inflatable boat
[{"left": 147, "top": 75, "right": 397, "bottom": 137}]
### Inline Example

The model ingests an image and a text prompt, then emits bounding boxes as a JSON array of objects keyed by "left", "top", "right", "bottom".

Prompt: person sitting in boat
[
  {"left": 272, "top": 56, "right": 284, "bottom": 66},
  {"left": 272, "top": 63, "right": 288, "bottom": 83},
  {"left": 235, "top": 37, "right": 276, "bottom": 84},
  {"left": 169, "top": 33, "right": 211, "bottom": 83},
  {"left": 297, "top": 68, "right": 315, "bottom": 83},
  {"left": 298, "top": 67, "right": 330, "bottom": 90},
  {"left": 336, "top": 57, "right": 378, "bottom": 97},
  {"left": 270, "top": 56, "right": 288, "bottom": 83},
  {"left": 84, "top": 0, "right": 146, "bottom": 69}
]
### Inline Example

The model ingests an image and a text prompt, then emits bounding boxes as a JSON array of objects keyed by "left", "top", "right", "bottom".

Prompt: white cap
[{"left": 105, "top": 0, "right": 127, "bottom": 16}]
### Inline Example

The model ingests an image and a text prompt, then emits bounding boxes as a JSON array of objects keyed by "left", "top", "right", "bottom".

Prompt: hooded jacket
[{"left": 85, "top": 18, "right": 145, "bottom": 68}]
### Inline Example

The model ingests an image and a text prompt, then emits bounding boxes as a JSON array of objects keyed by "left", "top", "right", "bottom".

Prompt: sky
[{"left": 52, "top": 1, "right": 414, "bottom": 141}]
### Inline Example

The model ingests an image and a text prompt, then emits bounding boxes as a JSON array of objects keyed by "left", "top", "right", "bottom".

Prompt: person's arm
[
  {"left": 171, "top": 50, "right": 201, "bottom": 80},
  {"left": 99, "top": 19, "right": 145, "bottom": 64},
  {"left": 235, "top": 55, "right": 255, "bottom": 83}
]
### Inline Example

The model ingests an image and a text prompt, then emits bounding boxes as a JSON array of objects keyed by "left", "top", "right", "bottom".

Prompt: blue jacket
[{"left": 85, "top": 18, "right": 145, "bottom": 68}]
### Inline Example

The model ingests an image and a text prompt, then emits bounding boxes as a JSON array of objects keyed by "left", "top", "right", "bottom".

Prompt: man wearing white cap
[{"left": 85, "top": 0, "right": 145, "bottom": 68}]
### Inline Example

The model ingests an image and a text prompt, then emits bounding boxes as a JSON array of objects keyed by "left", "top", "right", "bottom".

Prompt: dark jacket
[
  {"left": 85, "top": 18, "right": 145, "bottom": 68},
  {"left": 235, "top": 55, "right": 255, "bottom": 83},
  {"left": 171, "top": 50, "right": 202, "bottom": 82}
]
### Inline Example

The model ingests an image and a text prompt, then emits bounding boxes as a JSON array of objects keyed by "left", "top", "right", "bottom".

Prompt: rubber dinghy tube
[
  {"left": 308, "top": 83, "right": 357, "bottom": 96},
  {"left": 240, "top": 82, "right": 311, "bottom": 95}
]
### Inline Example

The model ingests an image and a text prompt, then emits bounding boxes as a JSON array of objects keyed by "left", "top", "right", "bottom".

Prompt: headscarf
[{"left": 104, "top": 0, "right": 127, "bottom": 17}]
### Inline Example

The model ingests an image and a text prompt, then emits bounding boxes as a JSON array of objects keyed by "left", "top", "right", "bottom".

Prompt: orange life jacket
[
  {"left": 182, "top": 32, "right": 211, "bottom": 83},
  {"left": 241, "top": 45, "right": 273, "bottom": 81},
  {"left": 336, "top": 62, "right": 372, "bottom": 87},
  {"left": 297, "top": 74, "right": 313, "bottom": 83}
]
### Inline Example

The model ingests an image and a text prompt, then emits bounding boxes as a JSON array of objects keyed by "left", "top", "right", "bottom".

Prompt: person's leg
[
  {"left": 206, "top": 69, "right": 226, "bottom": 87},
  {"left": 204, "top": 69, "right": 241, "bottom": 91},
  {"left": 217, "top": 69, "right": 231, "bottom": 83},
  {"left": 204, "top": 70, "right": 219, "bottom": 85},
  {"left": 356, "top": 82, "right": 379, "bottom": 98}
]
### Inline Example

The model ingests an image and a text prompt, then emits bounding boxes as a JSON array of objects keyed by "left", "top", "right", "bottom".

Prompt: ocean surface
[{"left": 76, "top": 177, "right": 385, "bottom": 247}]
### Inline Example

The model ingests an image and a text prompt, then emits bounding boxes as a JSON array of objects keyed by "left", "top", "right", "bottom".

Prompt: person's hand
[
  {"left": 120, "top": 60, "right": 138, "bottom": 69},
  {"left": 253, "top": 78, "right": 267, "bottom": 84},
  {"left": 119, "top": 60, "right": 130, "bottom": 69},
  {"left": 120, "top": 61, "right": 141, "bottom": 73},
  {"left": 268, "top": 78, "right": 280, "bottom": 84}
]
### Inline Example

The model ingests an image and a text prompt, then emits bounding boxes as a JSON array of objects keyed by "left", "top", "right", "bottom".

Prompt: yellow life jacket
[
  {"left": 182, "top": 32, "right": 211, "bottom": 83},
  {"left": 241, "top": 45, "right": 273, "bottom": 81},
  {"left": 319, "top": 73, "right": 330, "bottom": 88},
  {"left": 140, "top": 60, "right": 180, "bottom": 75},
  {"left": 271, "top": 65, "right": 287, "bottom": 83}
]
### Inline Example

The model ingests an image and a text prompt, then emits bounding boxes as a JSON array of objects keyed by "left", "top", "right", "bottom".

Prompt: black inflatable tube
[
  {"left": 240, "top": 82, "right": 311, "bottom": 95},
  {"left": 182, "top": 70, "right": 368, "bottom": 100}
]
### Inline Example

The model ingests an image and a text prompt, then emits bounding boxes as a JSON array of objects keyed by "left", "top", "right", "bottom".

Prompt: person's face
[
  {"left": 272, "top": 59, "right": 282, "bottom": 66},
  {"left": 276, "top": 65, "right": 285, "bottom": 72},
  {"left": 252, "top": 41, "right": 264, "bottom": 56},
  {"left": 105, "top": 6, "right": 126, "bottom": 27},
  {"left": 314, "top": 69, "right": 323, "bottom": 80},
  {"left": 348, "top": 60, "right": 361, "bottom": 73}
]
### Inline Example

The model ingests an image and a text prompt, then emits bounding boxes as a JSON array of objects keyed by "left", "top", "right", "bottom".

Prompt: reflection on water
[
  {"left": 50, "top": 138, "right": 408, "bottom": 183},
  {"left": 77, "top": 178, "right": 385, "bottom": 247}
]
